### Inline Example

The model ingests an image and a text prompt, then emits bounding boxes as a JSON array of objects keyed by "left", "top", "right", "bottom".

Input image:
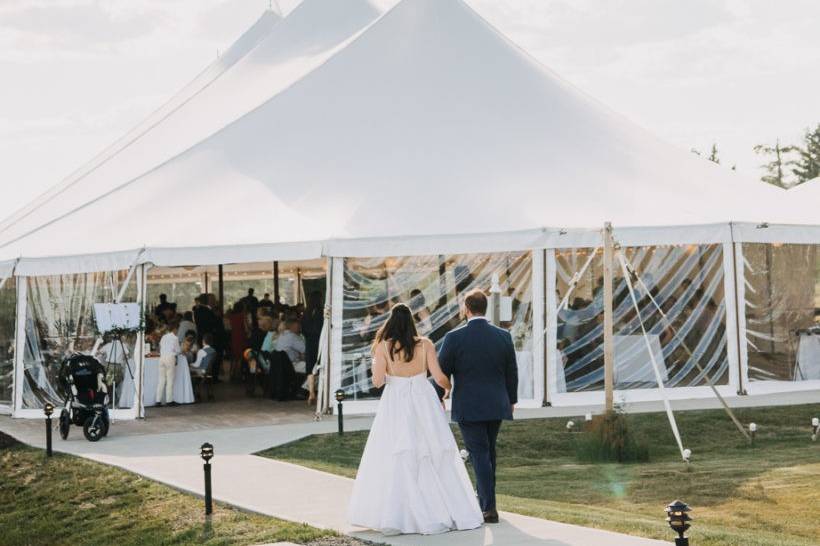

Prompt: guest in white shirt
[
  {"left": 157, "top": 320, "right": 181, "bottom": 407},
  {"left": 177, "top": 311, "right": 197, "bottom": 344},
  {"left": 276, "top": 318, "right": 307, "bottom": 374}
]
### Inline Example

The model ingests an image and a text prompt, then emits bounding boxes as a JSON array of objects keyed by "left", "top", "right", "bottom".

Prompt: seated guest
[
  {"left": 177, "top": 311, "right": 197, "bottom": 344},
  {"left": 190, "top": 333, "right": 217, "bottom": 377},
  {"left": 276, "top": 318, "right": 307, "bottom": 374},
  {"left": 181, "top": 332, "right": 198, "bottom": 364},
  {"left": 260, "top": 316, "right": 280, "bottom": 353}
]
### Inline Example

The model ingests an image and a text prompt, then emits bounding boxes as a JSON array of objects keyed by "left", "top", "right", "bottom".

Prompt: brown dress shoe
[{"left": 483, "top": 510, "right": 499, "bottom": 524}]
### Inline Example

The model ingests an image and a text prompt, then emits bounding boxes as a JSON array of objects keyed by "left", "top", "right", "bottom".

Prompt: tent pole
[
  {"left": 218, "top": 265, "right": 224, "bottom": 316},
  {"left": 730, "top": 241, "right": 748, "bottom": 395},
  {"left": 273, "top": 261, "right": 280, "bottom": 304},
  {"left": 603, "top": 222, "right": 615, "bottom": 412},
  {"left": 297, "top": 268, "right": 303, "bottom": 305}
]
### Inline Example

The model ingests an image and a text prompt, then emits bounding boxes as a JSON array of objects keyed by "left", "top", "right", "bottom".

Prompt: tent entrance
[{"left": 142, "top": 259, "right": 327, "bottom": 423}]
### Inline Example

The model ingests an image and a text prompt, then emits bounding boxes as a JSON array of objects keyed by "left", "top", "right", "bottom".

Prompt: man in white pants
[{"left": 156, "top": 320, "right": 180, "bottom": 407}]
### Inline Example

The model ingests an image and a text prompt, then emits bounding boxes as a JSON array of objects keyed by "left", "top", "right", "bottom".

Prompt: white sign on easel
[{"left": 94, "top": 303, "right": 141, "bottom": 333}]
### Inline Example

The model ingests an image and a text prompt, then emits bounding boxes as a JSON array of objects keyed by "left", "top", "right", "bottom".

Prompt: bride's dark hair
[{"left": 373, "top": 303, "right": 419, "bottom": 361}]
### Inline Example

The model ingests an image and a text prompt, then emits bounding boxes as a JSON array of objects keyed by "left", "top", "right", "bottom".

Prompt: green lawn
[
  {"left": 0, "top": 432, "right": 359, "bottom": 546},
  {"left": 260, "top": 403, "right": 820, "bottom": 546}
]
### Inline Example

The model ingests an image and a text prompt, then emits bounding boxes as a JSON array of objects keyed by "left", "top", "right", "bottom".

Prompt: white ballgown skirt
[{"left": 347, "top": 373, "right": 483, "bottom": 535}]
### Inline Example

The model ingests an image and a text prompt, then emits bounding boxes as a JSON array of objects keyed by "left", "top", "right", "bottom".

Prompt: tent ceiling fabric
[{"left": 1, "top": 0, "right": 817, "bottom": 273}]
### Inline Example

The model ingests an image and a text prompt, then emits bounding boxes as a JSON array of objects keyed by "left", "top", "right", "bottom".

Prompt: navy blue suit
[{"left": 438, "top": 317, "right": 518, "bottom": 512}]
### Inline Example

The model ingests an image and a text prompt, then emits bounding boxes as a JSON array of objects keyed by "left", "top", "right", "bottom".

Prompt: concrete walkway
[{"left": 1, "top": 414, "right": 668, "bottom": 545}]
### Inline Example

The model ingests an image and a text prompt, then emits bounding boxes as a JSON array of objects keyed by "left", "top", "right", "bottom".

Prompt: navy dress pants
[{"left": 458, "top": 420, "right": 502, "bottom": 512}]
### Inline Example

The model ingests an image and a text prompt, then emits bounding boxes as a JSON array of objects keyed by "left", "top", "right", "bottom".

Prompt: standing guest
[
  {"left": 154, "top": 294, "right": 172, "bottom": 319},
  {"left": 301, "top": 291, "right": 324, "bottom": 405},
  {"left": 260, "top": 293, "right": 275, "bottom": 309},
  {"left": 177, "top": 311, "right": 197, "bottom": 344},
  {"left": 240, "top": 288, "right": 259, "bottom": 314},
  {"left": 410, "top": 289, "right": 433, "bottom": 335},
  {"left": 276, "top": 318, "right": 307, "bottom": 373},
  {"left": 156, "top": 320, "right": 181, "bottom": 407},
  {"left": 228, "top": 302, "right": 248, "bottom": 377}
]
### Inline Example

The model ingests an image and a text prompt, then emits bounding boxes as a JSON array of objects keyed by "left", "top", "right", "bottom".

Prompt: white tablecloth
[
  {"left": 796, "top": 334, "right": 820, "bottom": 380},
  {"left": 120, "top": 355, "right": 194, "bottom": 407}
]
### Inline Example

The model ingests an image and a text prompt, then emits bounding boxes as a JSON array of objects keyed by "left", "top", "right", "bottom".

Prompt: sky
[{"left": 1, "top": 0, "right": 818, "bottom": 220}]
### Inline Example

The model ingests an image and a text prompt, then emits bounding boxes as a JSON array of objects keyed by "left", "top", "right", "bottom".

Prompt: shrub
[{"left": 575, "top": 409, "right": 650, "bottom": 463}]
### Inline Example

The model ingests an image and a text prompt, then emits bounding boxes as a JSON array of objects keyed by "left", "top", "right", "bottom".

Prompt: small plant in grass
[{"left": 575, "top": 407, "right": 650, "bottom": 463}]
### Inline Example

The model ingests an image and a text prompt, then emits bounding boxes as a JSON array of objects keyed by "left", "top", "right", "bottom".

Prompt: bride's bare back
[{"left": 372, "top": 337, "right": 451, "bottom": 389}]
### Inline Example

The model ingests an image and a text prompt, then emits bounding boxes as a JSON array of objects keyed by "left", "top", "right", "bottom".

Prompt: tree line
[{"left": 692, "top": 122, "right": 820, "bottom": 189}]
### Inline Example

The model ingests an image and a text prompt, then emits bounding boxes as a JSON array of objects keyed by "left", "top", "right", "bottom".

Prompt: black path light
[
  {"left": 43, "top": 403, "right": 54, "bottom": 457},
  {"left": 335, "top": 389, "right": 346, "bottom": 436},
  {"left": 200, "top": 442, "right": 214, "bottom": 515},
  {"left": 749, "top": 422, "right": 757, "bottom": 446},
  {"left": 666, "top": 499, "right": 692, "bottom": 546}
]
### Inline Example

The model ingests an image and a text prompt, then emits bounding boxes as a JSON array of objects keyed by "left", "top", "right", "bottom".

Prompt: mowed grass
[
  {"left": 260, "top": 403, "right": 820, "bottom": 546},
  {"left": 0, "top": 432, "right": 338, "bottom": 546}
]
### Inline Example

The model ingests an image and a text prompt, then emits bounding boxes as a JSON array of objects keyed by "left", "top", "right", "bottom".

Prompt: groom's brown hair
[{"left": 464, "top": 289, "right": 488, "bottom": 315}]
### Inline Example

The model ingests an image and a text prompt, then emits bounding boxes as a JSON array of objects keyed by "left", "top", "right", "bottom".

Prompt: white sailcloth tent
[{"left": 2, "top": 0, "right": 817, "bottom": 418}]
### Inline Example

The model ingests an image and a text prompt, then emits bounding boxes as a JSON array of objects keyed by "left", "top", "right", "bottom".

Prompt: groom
[{"left": 438, "top": 288, "right": 518, "bottom": 524}]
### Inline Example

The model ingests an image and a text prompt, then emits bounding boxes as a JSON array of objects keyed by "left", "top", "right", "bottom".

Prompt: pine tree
[
  {"left": 707, "top": 143, "right": 720, "bottom": 164},
  {"left": 790, "top": 123, "right": 820, "bottom": 185},
  {"left": 753, "top": 139, "right": 794, "bottom": 189}
]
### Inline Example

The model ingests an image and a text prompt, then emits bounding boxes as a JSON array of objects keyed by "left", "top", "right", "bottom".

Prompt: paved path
[{"left": 1, "top": 415, "right": 668, "bottom": 545}]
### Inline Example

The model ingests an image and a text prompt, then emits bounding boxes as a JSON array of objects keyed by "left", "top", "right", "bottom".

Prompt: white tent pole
[
  {"left": 603, "top": 222, "right": 615, "bottom": 412},
  {"left": 729, "top": 234, "right": 749, "bottom": 395},
  {"left": 12, "top": 276, "right": 27, "bottom": 416}
]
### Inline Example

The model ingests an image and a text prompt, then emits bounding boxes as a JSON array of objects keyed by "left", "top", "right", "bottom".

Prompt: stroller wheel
[
  {"left": 59, "top": 409, "right": 70, "bottom": 440},
  {"left": 83, "top": 415, "right": 104, "bottom": 442}
]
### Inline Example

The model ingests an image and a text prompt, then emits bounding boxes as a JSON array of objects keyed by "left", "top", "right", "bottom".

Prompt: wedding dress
[{"left": 347, "top": 341, "right": 483, "bottom": 535}]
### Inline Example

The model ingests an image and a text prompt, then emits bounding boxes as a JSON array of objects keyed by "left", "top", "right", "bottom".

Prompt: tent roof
[{"left": 1, "top": 0, "right": 817, "bottom": 274}]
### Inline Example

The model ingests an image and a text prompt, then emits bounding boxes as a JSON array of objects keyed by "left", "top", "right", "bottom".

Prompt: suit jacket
[{"left": 438, "top": 318, "right": 518, "bottom": 423}]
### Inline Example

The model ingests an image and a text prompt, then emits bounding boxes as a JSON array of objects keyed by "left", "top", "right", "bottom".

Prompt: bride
[{"left": 347, "top": 303, "right": 483, "bottom": 535}]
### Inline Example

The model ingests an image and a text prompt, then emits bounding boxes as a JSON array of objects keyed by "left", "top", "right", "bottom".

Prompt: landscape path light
[
  {"left": 665, "top": 499, "right": 692, "bottom": 546},
  {"left": 749, "top": 422, "right": 757, "bottom": 446},
  {"left": 565, "top": 420, "right": 575, "bottom": 433},
  {"left": 43, "top": 403, "right": 54, "bottom": 457},
  {"left": 335, "top": 389, "right": 346, "bottom": 436},
  {"left": 200, "top": 442, "right": 214, "bottom": 516},
  {"left": 811, "top": 417, "right": 819, "bottom": 441}
]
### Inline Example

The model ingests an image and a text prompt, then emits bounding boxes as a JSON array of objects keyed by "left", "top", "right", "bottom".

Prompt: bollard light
[
  {"left": 335, "top": 389, "right": 345, "bottom": 436},
  {"left": 44, "top": 403, "right": 54, "bottom": 457},
  {"left": 811, "top": 417, "right": 819, "bottom": 441},
  {"left": 200, "top": 442, "right": 214, "bottom": 515},
  {"left": 749, "top": 422, "right": 757, "bottom": 446},
  {"left": 566, "top": 420, "right": 575, "bottom": 433},
  {"left": 665, "top": 499, "right": 692, "bottom": 546}
]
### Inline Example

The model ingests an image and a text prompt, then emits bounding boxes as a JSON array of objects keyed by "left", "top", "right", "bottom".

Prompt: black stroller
[{"left": 57, "top": 353, "right": 111, "bottom": 442}]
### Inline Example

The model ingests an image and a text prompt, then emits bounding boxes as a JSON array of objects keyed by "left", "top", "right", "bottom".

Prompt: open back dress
[{"left": 347, "top": 338, "right": 483, "bottom": 535}]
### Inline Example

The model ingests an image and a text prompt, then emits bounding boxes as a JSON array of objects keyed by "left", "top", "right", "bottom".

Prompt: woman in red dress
[{"left": 228, "top": 301, "right": 249, "bottom": 379}]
